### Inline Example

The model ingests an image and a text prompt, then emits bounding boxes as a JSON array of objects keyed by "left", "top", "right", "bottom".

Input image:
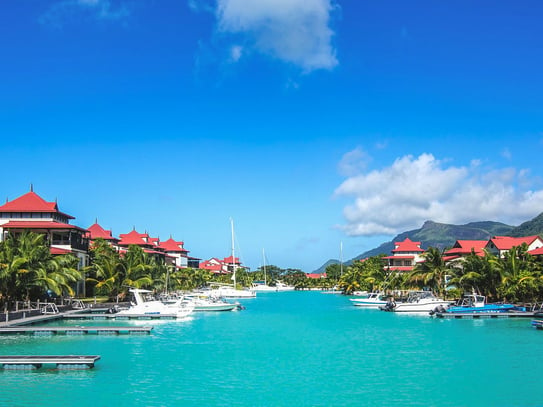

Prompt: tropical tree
[
  {"left": 409, "top": 247, "right": 451, "bottom": 297},
  {"left": 86, "top": 238, "right": 124, "bottom": 300}
]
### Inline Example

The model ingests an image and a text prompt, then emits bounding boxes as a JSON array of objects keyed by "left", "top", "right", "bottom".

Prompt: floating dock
[
  {"left": 0, "top": 326, "right": 152, "bottom": 335},
  {"left": 435, "top": 311, "right": 536, "bottom": 319},
  {"left": 63, "top": 313, "right": 178, "bottom": 320},
  {"left": 0, "top": 355, "right": 101, "bottom": 369}
]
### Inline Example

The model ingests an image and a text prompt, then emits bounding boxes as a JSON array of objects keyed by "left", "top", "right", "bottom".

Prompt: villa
[{"left": 382, "top": 238, "right": 425, "bottom": 272}]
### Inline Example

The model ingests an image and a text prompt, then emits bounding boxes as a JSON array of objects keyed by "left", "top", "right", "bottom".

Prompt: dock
[
  {"left": 0, "top": 326, "right": 153, "bottom": 335},
  {"left": 0, "top": 355, "right": 100, "bottom": 369},
  {"left": 435, "top": 311, "right": 536, "bottom": 319},
  {"left": 63, "top": 313, "right": 178, "bottom": 320}
]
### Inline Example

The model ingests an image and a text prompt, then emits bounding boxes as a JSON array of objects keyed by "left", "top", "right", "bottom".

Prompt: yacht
[
  {"left": 207, "top": 284, "right": 256, "bottom": 299},
  {"left": 381, "top": 291, "right": 451, "bottom": 313},
  {"left": 117, "top": 288, "right": 194, "bottom": 318},
  {"left": 350, "top": 292, "right": 388, "bottom": 308}
]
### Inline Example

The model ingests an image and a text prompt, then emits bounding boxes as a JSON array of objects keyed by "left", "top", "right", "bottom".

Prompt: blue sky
[{"left": 2, "top": 0, "right": 543, "bottom": 272}]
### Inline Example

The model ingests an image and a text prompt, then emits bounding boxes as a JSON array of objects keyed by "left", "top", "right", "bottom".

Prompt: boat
[
  {"left": 531, "top": 320, "right": 543, "bottom": 330},
  {"left": 183, "top": 294, "right": 240, "bottom": 312},
  {"left": 350, "top": 292, "right": 388, "bottom": 308},
  {"left": 252, "top": 249, "right": 278, "bottom": 291},
  {"left": 381, "top": 291, "right": 451, "bottom": 313},
  {"left": 437, "top": 294, "right": 526, "bottom": 315},
  {"left": 274, "top": 281, "right": 295, "bottom": 291},
  {"left": 207, "top": 283, "right": 256, "bottom": 299},
  {"left": 117, "top": 288, "right": 194, "bottom": 318}
]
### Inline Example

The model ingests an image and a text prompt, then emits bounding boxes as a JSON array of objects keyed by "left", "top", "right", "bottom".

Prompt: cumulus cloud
[
  {"left": 195, "top": 0, "right": 338, "bottom": 72},
  {"left": 40, "top": 0, "right": 130, "bottom": 27},
  {"left": 334, "top": 153, "right": 543, "bottom": 236}
]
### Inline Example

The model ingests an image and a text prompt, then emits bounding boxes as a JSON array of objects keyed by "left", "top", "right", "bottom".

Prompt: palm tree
[{"left": 410, "top": 247, "right": 450, "bottom": 297}]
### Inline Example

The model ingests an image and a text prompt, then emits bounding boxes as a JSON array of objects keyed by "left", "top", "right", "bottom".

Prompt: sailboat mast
[
  {"left": 231, "top": 218, "right": 236, "bottom": 289},
  {"left": 340, "top": 241, "right": 343, "bottom": 276},
  {"left": 263, "top": 248, "right": 267, "bottom": 286}
]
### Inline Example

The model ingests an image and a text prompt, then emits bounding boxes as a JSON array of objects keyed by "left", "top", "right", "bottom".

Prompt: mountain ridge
[{"left": 313, "top": 213, "right": 543, "bottom": 274}]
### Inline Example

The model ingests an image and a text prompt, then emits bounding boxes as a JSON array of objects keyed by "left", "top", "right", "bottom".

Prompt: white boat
[
  {"left": 252, "top": 249, "right": 277, "bottom": 291},
  {"left": 117, "top": 288, "right": 194, "bottom": 318},
  {"left": 183, "top": 295, "right": 240, "bottom": 312},
  {"left": 382, "top": 291, "right": 451, "bottom": 313},
  {"left": 275, "top": 281, "right": 295, "bottom": 291},
  {"left": 350, "top": 292, "right": 388, "bottom": 308},
  {"left": 208, "top": 284, "right": 256, "bottom": 299}
]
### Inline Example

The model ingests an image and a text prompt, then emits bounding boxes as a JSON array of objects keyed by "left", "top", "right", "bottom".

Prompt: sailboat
[
  {"left": 207, "top": 219, "right": 256, "bottom": 299},
  {"left": 252, "top": 249, "right": 279, "bottom": 292}
]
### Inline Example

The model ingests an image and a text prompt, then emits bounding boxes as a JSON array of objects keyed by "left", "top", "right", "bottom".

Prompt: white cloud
[
  {"left": 338, "top": 147, "right": 371, "bottom": 177},
  {"left": 40, "top": 0, "right": 130, "bottom": 27},
  {"left": 205, "top": 0, "right": 338, "bottom": 72},
  {"left": 334, "top": 153, "right": 543, "bottom": 236}
]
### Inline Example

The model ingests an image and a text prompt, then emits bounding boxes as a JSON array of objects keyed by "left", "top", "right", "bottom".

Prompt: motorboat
[
  {"left": 252, "top": 281, "right": 278, "bottom": 292},
  {"left": 117, "top": 288, "right": 194, "bottom": 318},
  {"left": 381, "top": 291, "right": 451, "bottom": 313},
  {"left": 207, "top": 284, "right": 256, "bottom": 299},
  {"left": 183, "top": 294, "right": 240, "bottom": 312},
  {"left": 350, "top": 292, "right": 388, "bottom": 308},
  {"left": 434, "top": 294, "right": 525, "bottom": 315},
  {"left": 275, "top": 282, "right": 295, "bottom": 291}
]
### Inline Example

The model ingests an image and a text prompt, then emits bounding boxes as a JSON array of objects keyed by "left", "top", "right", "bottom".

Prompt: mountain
[
  {"left": 312, "top": 219, "right": 516, "bottom": 274},
  {"left": 510, "top": 212, "right": 543, "bottom": 237}
]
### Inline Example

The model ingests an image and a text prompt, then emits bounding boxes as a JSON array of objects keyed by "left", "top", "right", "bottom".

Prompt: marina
[
  {"left": 0, "top": 326, "right": 153, "bottom": 335},
  {"left": 0, "top": 355, "right": 101, "bottom": 369},
  {"left": 0, "top": 291, "right": 542, "bottom": 407}
]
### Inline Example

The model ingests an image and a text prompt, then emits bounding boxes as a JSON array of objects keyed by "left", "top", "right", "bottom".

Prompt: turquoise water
[{"left": 1, "top": 291, "right": 542, "bottom": 407}]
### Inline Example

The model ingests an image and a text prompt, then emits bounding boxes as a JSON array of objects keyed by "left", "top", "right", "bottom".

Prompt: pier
[
  {"left": 0, "top": 326, "right": 152, "bottom": 335},
  {"left": 435, "top": 311, "right": 537, "bottom": 319},
  {"left": 0, "top": 355, "right": 101, "bottom": 369}
]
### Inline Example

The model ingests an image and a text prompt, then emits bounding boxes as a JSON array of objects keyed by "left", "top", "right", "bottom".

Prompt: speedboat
[
  {"left": 183, "top": 295, "right": 240, "bottom": 312},
  {"left": 350, "top": 292, "right": 388, "bottom": 308},
  {"left": 117, "top": 288, "right": 194, "bottom": 318},
  {"left": 381, "top": 291, "right": 451, "bottom": 313},
  {"left": 252, "top": 281, "right": 278, "bottom": 292},
  {"left": 437, "top": 294, "right": 525, "bottom": 315}
]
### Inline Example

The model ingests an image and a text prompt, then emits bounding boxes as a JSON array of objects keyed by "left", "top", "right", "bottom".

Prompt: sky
[{"left": 1, "top": 0, "right": 543, "bottom": 272}]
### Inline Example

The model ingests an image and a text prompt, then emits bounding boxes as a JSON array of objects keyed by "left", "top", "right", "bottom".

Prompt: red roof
[
  {"left": 529, "top": 247, "right": 543, "bottom": 256},
  {"left": 306, "top": 273, "right": 326, "bottom": 278},
  {"left": 392, "top": 238, "right": 424, "bottom": 253},
  {"left": 386, "top": 266, "right": 414, "bottom": 271},
  {"left": 0, "top": 191, "right": 74, "bottom": 219},
  {"left": 488, "top": 236, "right": 541, "bottom": 251},
  {"left": 1, "top": 220, "right": 86, "bottom": 232},
  {"left": 383, "top": 255, "right": 415, "bottom": 260},
  {"left": 199, "top": 259, "right": 223, "bottom": 271},
  {"left": 87, "top": 223, "right": 118, "bottom": 241},
  {"left": 223, "top": 255, "right": 240, "bottom": 264},
  {"left": 445, "top": 240, "right": 487, "bottom": 256},
  {"left": 50, "top": 247, "right": 72, "bottom": 255},
  {"left": 118, "top": 229, "right": 154, "bottom": 247},
  {"left": 159, "top": 237, "right": 187, "bottom": 253}
]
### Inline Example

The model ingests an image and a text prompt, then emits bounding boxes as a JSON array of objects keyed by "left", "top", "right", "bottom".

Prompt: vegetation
[
  {"left": 0, "top": 231, "right": 81, "bottom": 310},
  {"left": 2, "top": 233, "right": 543, "bottom": 309}
]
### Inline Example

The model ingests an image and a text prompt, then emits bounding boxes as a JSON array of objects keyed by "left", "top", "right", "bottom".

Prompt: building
[
  {"left": 159, "top": 237, "right": 189, "bottom": 268},
  {"left": 443, "top": 240, "right": 488, "bottom": 262},
  {"left": 383, "top": 237, "right": 425, "bottom": 272},
  {"left": 485, "top": 235, "right": 543, "bottom": 258},
  {"left": 87, "top": 220, "right": 119, "bottom": 245},
  {"left": 0, "top": 188, "right": 89, "bottom": 268}
]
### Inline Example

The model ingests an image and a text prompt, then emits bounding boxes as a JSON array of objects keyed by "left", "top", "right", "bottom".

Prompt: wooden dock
[
  {"left": 0, "top": 326, "right": 153, "bottom": 335},
  {"left": 0, "top": 355, "right": 100, "bottom": 369},
  {"left": 436, "top": 311, "right": 536, "bottom": 319},
  {"left": 63, "top": 313, "right": 178, "bottom": 320}
]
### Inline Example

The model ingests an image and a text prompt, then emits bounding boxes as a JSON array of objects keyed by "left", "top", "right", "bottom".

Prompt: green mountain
[
  {"left": 510, "top": 212, "right": 543, "bottom": 237},
  {"left": 312, "top": 219, "right": 515, "bottom": 274}
]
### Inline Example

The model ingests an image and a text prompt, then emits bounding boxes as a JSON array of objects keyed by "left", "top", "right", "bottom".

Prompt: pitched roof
[
  {"left": 528, "top": 247, "right": 543, "bottom": 256},
  {"left": 392, "top": 238, "right": 424, "bottom": 253},
  {"left": 118, "top": 229, "right": 154, "bottom": 247},
  {"left": 445, "top": 240, "right": 487, "bottom": 256},
  {"left": 159, "top": 237, "right": 188, "bottom": 253},
  {"left": 50, "top": 247, "right": 73, "bottom": 255},
  {"left": 87, "top": 223, "right": 118, "bottom": 241},
  {"left": 306, "top": 273, "right": 326, "bottom": 278},
  {"left": 0, "top": 191, "right": 74, "bottom": 219},
  {"left": 488, "top": 236, "right": 542, "bottom": 250},
  {"left": 223, "top": 255, "right": 240, "bottom": 264},
  {"left": 1, "top": 220, "right": 86, "bottom": 232}
]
